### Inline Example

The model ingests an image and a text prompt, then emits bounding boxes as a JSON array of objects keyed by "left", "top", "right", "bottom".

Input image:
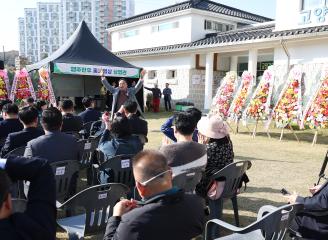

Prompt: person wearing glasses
[{"left": 103, "top": 150, "right": 205, "bottom": 240}]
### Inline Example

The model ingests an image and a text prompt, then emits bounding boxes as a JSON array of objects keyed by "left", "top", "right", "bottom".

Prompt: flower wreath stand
[
  {"left": 10, "top": 68, "right": 36, "bottom": 104},
  {"left": 229, "top": 71, "right": 255, "bottom": 134},
  {"left": 210, "top": 71, "right": 239, "bottom": 133},
  {"left": 302, "top": 65, "right": 328, "bottom": 146},
  {"left": 0, "top": 69, "right": 10, "bottom": 100},
  {"left": 37, "top": 67, "right": 56, "bottom": 106},
  {"left": 272, "top": 67, "right": 303, "bottom": 142},
  {"left": 242, "top": 68, "right": 274, "bottom": 138}
]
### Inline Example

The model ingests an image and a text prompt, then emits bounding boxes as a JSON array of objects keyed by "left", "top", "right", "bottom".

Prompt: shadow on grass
[
  {"left": 144, "top": 111, "right": 173, "bottom": 120},
  {"left": 235, "top": 155, "right": 297, "bottom": 164},
  {"left": 236, "top": 129, "right": 328, "bottom": 145}
]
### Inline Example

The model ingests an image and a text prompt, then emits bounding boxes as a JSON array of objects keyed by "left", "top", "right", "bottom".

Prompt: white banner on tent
[{"left": 53, "top": 63, "right": 140, "bottom": 78}]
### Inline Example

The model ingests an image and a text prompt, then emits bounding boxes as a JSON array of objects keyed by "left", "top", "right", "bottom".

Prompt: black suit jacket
[
  {"left": 78, "top": 108, "right": 102, "bottom": 123},
  {"left": 61, "top": 113, "right": 83, "bottom": 133},
  {"left": 104, "top": 189, "right": 205, "bottom": 240},
  {"left": 128, "top": 114, "right": 148, "bottom": 136},
  {"left": 295, "top": 181, "right": 328, "bottom": 239},
  {"left": 0, "top": 119, "right": 23, "bottom": 141},
  {"left": 24, "top": 131, "right": 81, "bottom": 163},
  {"left": 0, "top": 156, "right": 56, "bottom": 240},
  {"left": 1, "top": 127, "right": 44, "bottom": 157}
]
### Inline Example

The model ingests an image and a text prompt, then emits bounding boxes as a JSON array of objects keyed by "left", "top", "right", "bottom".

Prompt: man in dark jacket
[
  {"left": 78, "top": 97, "right": 102, "bottom": 123},
  {"left": 24, "top": 107, "right": 81, "bottom": 163},
  {"left": 1, "top": 106, "right": 44, "bottom": 157},
  {"left": 0, "top": 155, "right": 56, "bottom": 240},
  {"left": 0, "top": 103, "right": 23, "bottom": 147},
  {"left": 116, "top": 100, "right": 148, "bottom": 137},
  {"left": 103, "top": 150, "right": 205, "bottom": 240},
  {"left": 60, "top": 99, "right": 83, "bottom": 133},
  {"left": 285, "top": 181, "right": 328, "bottom": 239},
  {"left": 144, "top": 84, "right": 162, "bottom": 112}
]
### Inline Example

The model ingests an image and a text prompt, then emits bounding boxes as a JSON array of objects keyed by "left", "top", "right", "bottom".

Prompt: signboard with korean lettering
[
  {"left": 53, "top": 63, "right": 140, "bottom": 78},
  {"left": 299, "top": 6, "right": 328, "bottom": 25}
]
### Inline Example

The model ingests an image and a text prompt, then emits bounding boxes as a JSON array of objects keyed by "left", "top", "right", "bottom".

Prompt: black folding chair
[
  {"left": 50, "top": 160, "right": 80, "bottom": 204},
  {"left": 209, "top": 161, "right": 251, "bottom": 227},
  {"left": 92, "top": 151, "right": 135, "bottom": 188},
  {"left": 172, "top": 168, "right": 203, "bottom": 193},
  {"left": 79, "top": 121, "right": 94, "bottom": 139},
  {"left": 4, "top": 145, "right": 26, "bottom": 158},
  {"left": 205, "top": 203, "right": 304, "bottom": 240},
  {"left": 57, "top": 183, "right": 129, "bottom": 239},
  {"left": 90, "top": 120, "right": 104, "bottom": 137}
]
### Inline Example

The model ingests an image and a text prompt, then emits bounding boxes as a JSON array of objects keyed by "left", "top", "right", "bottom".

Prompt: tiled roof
[
  {"left": 107, "top": 0, "right": 272, "bottom": 28},
  {"left": 115, "top": 24, "right": 328, "bottom": 57}
]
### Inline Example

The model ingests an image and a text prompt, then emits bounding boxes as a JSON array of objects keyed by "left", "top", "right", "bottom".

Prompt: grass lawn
[{"left": 57, "top": 111, "right": 328, "bottom": 239}]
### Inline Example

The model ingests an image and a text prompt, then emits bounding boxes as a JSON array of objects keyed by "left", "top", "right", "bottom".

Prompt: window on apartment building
[
  {"left": 167, "top": 70, "right": 177, "bottom": 79},
  {"left": 119, "top": 29, "right": 139, "bottom": 38},
  {"left": 148, "top": 70, "right": 157, "bottom": 79},
  {"left": 302, "top": 0, "right": 327, "bottom": 9},
  {"left": 152, "top": 21, "right": 179, "bottom": 32}
]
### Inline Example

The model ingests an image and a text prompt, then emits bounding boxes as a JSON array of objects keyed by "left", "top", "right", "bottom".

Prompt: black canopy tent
[{"left": 26, "top": 21, "right": 143, "bottom": 110}]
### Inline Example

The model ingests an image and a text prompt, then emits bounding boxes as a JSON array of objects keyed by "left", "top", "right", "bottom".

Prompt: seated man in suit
[
  {"left": 24, "top": 107, "right": 80, "bottom": 163},
  {"left": 78, "top": 97, "right": 102, "bottom": 123},
  {"left": 103, "top": 150, "right": 205, "bottom": 240},
  {"left": 0, "top": 103, "right": 24, "bottom": 148},
  {"left": 1, "top": 106, "right": 44, "bottom": 157},
  {"left": 0, "top": 156, "right": 56, "bottom": 240},
  {"left": 60, "top": 99, "right": 83, "bottom": 133},
  {"left": 285, "top": 181, "right": 328, "bottom": 240},
  {"left": 98, "top": 115, "right": 142, "bottom": 159},
  {"left": 116, "top": 100, "right": 148, "bottom": 138}
]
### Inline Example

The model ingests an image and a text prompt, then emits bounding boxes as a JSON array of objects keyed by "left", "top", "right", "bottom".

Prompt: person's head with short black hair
[
  {"left": 165, "top": 83, "right": 169, "bottom": 88},
  {"left": 111, "top": 116, "right": 131, "bottom": 138},
  {"left": 82, "top": 97, "right": 95, "bottom": 109},
  {"left": 0, "top": 168, "right": 12, "bottom": 219},
  {"left": 174, "top": 112, "right": 196, "bottom": 138},
  {"left": 2, "top": 103, "right": 19, "bottom": 120},
  {"left": 41, "top": 107, "right": 63, "bottom": 132},
  {"left": 36, "top": 100, "right": 47, "bottom": 112},
  {"left": 18, "top": 106, "right": 39, "bottom": 127},
  {"left": 0, "top": 99, "right": 12, "bottom": 113},
  {"left": 26, "top": 97, "right": 35, "bottom": 106},
  {"left": 60, "top": 99, "right": 74, "bottom": 113},
  {"left": 185, "top": 107, "right": 202, "bottom": 126},
  {"left": 133, "top": 150, "right": 172, "bottom": 199},
  {"left": 123, "top": 100, "right": 138, "bottom": 114}
]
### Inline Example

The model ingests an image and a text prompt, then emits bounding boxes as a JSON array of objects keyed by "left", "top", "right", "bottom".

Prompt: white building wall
[
  {"left": 190, "top": 13, "right": 237, "bottom": 41},
  {"left": 111, "top": 15, "right": 193, "bottom": 52},
  {"left": 274, "top": 39, "right": 328, "bottom": 65},
  {"left": 275, "top": 0, "right": 328, "bottom": 31}
]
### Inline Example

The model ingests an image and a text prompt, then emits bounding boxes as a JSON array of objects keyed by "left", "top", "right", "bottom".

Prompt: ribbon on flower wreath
[
  {"left": 10, "top": 68, "right": 36, "bottom": 102},
  {"left": 0, "top": 69, "right": 10, "bottom": 99},
  {"left": 38, "top": 67, "right": 56, "bottom": 106}
]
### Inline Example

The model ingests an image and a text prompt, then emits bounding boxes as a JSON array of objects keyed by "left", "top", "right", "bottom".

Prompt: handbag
[{"left": 207, "top": 180, "right": 225, "bottom": 200}]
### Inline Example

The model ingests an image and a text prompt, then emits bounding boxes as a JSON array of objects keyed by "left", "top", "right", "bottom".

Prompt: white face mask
[{"left": 138, "top": 169, "right": 172, "bottom": 186}]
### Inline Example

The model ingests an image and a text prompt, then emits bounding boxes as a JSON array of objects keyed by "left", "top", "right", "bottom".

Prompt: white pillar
[
  {"left": 248, "top": 49, "right": 258, "bottom": 79},
  {"left": 230, "top": 55, "right": 238, "bottom": 72},
  {"left": 204, "top": 52, "right": 214, "bottom": 110}
]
